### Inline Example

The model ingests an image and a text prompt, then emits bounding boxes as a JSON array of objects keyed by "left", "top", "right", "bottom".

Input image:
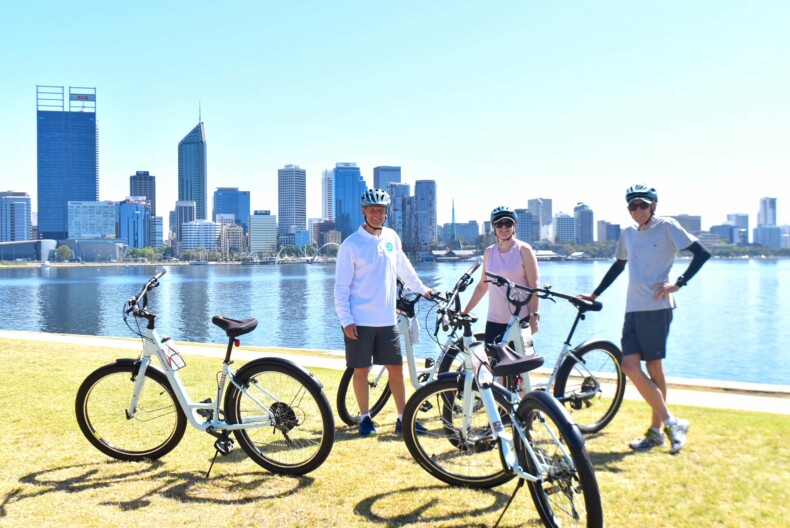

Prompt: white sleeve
[
  {"left": 333, "top": 242, "right": 355, "bottom": 328},
  {"left": 395, "top": 236, "right": 428, "bottom": 294}
]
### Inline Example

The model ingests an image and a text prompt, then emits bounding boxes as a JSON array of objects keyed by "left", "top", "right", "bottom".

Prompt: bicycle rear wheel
[
  {"left": 75, "top": 362, "right": 186, "bottom": 461},
  {"left": 336, "top": 366, "right": 391, "bottom": 426},
  {"left": 225, "top": 362, "right": 334, "bottom": 475},
  {"left": 553, "top": 341, "right": 625, "bottom": 435},
  {"left": 516, "top": 392, "right": 603, "bottom": 528},
  {"left": 402, "top": 377, "right": 515, "bottom": 489}
]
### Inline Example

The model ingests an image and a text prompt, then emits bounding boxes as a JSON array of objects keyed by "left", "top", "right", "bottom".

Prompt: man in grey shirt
[{"left": 581, "top": 184, "right": 710, "bottom": 454}]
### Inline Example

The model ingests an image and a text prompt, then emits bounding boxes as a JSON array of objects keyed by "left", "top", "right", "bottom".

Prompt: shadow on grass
[
  {"left": 2, "top": 460, "right": 313, "bottom": 517},
  {"left": 353, "top": 483, "right": 544, "bottom": 527}
]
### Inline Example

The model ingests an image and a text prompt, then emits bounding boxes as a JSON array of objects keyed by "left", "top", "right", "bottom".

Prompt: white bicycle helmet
[
  {"left": 361, "top": 188, "right": 391, "bottom": 207},
  {"left": 625, "top": 184, "right": 658, "bottom": 204},
  {"left": 490, "top": 206, "right": 517, "bottom": 224}
]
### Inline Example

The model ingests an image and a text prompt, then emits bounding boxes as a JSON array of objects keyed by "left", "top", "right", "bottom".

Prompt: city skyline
[{"left": 2, "top": 2, "right": 788, "bottom": 235}]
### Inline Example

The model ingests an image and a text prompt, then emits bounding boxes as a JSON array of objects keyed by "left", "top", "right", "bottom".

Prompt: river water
[{"left": 0, "top": 259, "right": 786, "bottom": 386}]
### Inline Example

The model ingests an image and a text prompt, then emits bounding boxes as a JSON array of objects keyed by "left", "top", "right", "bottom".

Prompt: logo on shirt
[{"left": 385, "top": 241, "right": 394, "bottom": 252}]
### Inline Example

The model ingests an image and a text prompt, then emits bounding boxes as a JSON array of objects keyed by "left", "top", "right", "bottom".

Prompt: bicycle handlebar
[
  {"left": 484, "top": 271, "right": 603, "bottom": 313},
  {"left": 126, "top": 269, "right": 168, "bottom": 315}
]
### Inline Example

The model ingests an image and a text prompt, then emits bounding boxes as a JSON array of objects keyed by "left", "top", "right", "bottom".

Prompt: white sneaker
[
  {"left": 629, "top": 428, "right": 665, "bottom": 451},
  {"left": 664, "top": 418, "right": 689, "bottom": 454}
]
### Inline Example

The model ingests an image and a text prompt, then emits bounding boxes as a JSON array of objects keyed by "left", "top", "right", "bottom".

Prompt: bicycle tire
[
  {"left": 225, "top": 361, "right": 334, "bottom": 476},
  {"left": 402, "top": 377, "right": 515, "bottom": 489},
  {"left": 75, "top": 362, "right": 186, "bottom": 461},
  {"left": 515, "top": 391, "right": 603, "bottom": 527},
  {"left": 336, "top": 366, "right": 392, "bottom": 426},
  {"left": 553, "top": 340, "right": 625, "bottom": 435}
]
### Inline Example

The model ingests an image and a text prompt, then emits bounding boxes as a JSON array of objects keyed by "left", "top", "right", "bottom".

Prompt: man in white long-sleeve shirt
[{"left": 334, "top": 188, "right": 432, "bottom": 437}]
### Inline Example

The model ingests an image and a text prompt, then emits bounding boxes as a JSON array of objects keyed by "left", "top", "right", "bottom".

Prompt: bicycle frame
[{"left": 127, "top": 325, "right": 277, "bottom": 433}]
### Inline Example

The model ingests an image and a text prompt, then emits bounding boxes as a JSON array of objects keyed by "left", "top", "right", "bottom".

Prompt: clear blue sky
[{"left": 1, "top": 1, "right": 788, "bottom": 235}]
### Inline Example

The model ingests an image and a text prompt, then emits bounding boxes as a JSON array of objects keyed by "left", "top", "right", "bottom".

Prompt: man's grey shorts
[
  {"left": 344, "top": 325, "right": 403, "bottom": 368},
  {"left": 621, "top": 309, "right": 673, "bottom": 361}
]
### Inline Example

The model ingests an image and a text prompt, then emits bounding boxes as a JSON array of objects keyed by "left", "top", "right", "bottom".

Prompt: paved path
[{"left": 2, "top": 329, "right": 788, "bottom": 415}]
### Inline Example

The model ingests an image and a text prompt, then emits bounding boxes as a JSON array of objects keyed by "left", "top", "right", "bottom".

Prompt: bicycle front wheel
[
  {"left": 336, "top": 366, "right": 391, "bottom": 426},
  {"left": 553, "top": 341, "right": 625, "bottom": 434},
  {"left": 75, "top": 362, "right": 186, "bottom": 461},
  {"left": 402, "top": 377, "right": 515, "bottom": 489},
  {"left": 516, "top": 393, "right": 603, "bottom": 528},
  {"left": 225, "top": 362, "right": 334, "bottom": 475}
]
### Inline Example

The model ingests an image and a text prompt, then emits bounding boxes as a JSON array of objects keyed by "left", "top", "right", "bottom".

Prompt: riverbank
[{"left": 2, "top": 329, "right": 787, "bottom": 415}]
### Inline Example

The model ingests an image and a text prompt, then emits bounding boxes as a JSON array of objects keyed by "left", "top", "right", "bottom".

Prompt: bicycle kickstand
[
  {"left": 205, "top": 429, "right": 234, "bottom": 479},
  {"left": 494, "top": 478, "right": 525, "bottom": 528}
]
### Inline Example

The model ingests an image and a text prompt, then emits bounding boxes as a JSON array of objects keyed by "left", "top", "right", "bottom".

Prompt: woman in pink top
[{"left": 462, "top": 206, "right": 541, "bottom": 344}]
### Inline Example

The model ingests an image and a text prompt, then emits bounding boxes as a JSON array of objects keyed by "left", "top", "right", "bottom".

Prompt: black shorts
[
  {"left": 621, "top": 309, "right": 673, "bottom": 361},
  {"left": 344, "top": 325, "right": 402, "bottom": 368}
]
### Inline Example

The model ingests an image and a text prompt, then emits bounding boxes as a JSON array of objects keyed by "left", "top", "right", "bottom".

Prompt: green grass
[{"left": 0, "top": 338, "right": 788, "bottom": 527}]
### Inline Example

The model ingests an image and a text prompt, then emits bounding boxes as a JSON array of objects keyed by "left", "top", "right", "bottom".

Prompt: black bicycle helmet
[
  {"left": 361, "top": 188, "right": 391, "bottom": 207},
  {"left": 490, "top": 206, "right": 517, "bottom": 224},
  {"left": 625, "top": 184, "right": 658, "bottom": 204}
]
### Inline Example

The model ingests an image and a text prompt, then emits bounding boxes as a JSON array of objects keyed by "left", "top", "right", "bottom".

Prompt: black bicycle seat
[
  {"left": 486, "top": 343, "right": 544, "bottom": 376},
  {"left": 211, "top": 316, "right": 258, "bottom": 338}
]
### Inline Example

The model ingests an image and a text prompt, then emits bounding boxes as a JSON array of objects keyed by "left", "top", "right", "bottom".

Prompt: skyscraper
[
  {"left": 178, "top": 122, "right": 207, "bottom": 220},
  {"left": 0, "top": 191, "right": 32, "bottom": 242},
  {"left": 373, "top": 166, "right": 401, "bottom": 190},
  {"left": 130, "top": 171, "right": 157, "bottom": 217},
  {"left": 321, "top": 169, "right": 334, "bottom": 221},
  {"left": 36, "top": 85, "right": 98, "bottom": 240},
  {"left": 213, "top": 187, "right": 251, "bottom": 231},
  {"left": 573, "top": 202, "right": 594, "bottom": 244},
  {"left": 333, "top": 163, "right": 367, "bottom": 240},
  {"left": 554, "top": 213, "right": 575, "bottom": 243},
  {"left": 414, "top": 180, "right": 438, "bottom": 251},
  {"left": 758, "top": 197, "right": 777, "bottom": 226},
  {"left": 528, "top": 198, "right": 553, "bottom": 242},
  {"left": 514, "top": 208, "right": 533, "bottom": 243},
  {"left": 386, "top": 182, "right": 410, "bottom": 239},
  {"left": 277, "top": 165, "right": 307, "bottom": 236},
  {"left": 174, "top": 200, "right": 196, "bottom": 247}
]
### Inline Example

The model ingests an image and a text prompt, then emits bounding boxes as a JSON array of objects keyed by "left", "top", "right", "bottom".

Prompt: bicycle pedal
[
  {"left": 214, "top": 437, "right": 234, "bottom": 455},
  {"left": 419, "top": 401, "right": 434, "bottom": 412},
  {"left": 197, "top": 398, "right": 213, "bottom": 419}
]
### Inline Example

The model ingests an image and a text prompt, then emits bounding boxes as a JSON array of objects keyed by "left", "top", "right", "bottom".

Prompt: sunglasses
[
  {"left": 495, "top": 220, "right": 514, "bottom": 228},
  {"left": 628, "top": 202, "right": 651, "bottom": 212}
]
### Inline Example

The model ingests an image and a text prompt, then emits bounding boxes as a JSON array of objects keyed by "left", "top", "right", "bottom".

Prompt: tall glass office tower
[
  {"left": 573, "top": 202, "right": 594, "bottom": 244},
  {"left": 414, "top": 180, "right": 437, "bottom": 250},
  {"left": 36, "top": 86, "right": 98, "bottom": 240},
  {"left": 130, "top": 171, "right": 157, "bottom": 216},
  {"left": 373, "top": 166, "right": 401, "bottom": 190},
  {"left": 333, "top": 163, "right": 367, "bottom": 240},
  {"left": 178, "top": 122, "right": 207, "bottom": 220},
  {"left": 277, "top": 165, "right": 307, "bottom": 236},
  {"left": 213, "top": 187, "right": 251, "bottom": 231},
  {"left": 0, "top": 192, "right": 32, "bottom": 242}
]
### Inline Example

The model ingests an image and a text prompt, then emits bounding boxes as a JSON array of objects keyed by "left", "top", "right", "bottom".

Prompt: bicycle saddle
[
  {"left": 486, "top": 343, "right": 544, "bottom": 376},
  {"left": 211, "top": 316, "right": 258, "bottom": 338}
]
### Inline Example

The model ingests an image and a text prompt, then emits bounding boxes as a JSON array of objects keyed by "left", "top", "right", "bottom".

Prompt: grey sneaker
[
  {"left": 665, "top": 418, "right": 690, "bottom": 454},
  {"left": 629, "top": 428, "right": 665, "bottom": 451}
]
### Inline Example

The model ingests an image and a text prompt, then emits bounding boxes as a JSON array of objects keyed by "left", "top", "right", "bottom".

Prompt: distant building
[
  {"left": 373, "top": 166, "right": 401, "bottom": 190},
  {"left": 0, "top": 191, "right": 32, "bottom": 242},
  {"left": 129, "top": 171, "right": 157, "bottom": 217},
  {"left": 221, "top": 224, "right": 245, "bottom": 255},
  {"left": 528, "top": 198, "right": 552, "bottom": 242},
  {"left": 596, "top": 220, "right": 621, "bottom": 242},
  {"left": 514, "top": 209, "right": 533, "bottom": 243},
  {"left": 333, "top": 163, "right": 367, "bottom": 240},
  {"left": 321, "top": 169, "right": 334, "bottom": 221},
  {"left": 386, "top": 182, "right": 410, "bottom": 239},
  {"left": 178, "top": 121, "right": 207, "bottom": 220},
  {"left": 249, "top": 210, "right": 277, "bottom": 254},
  {"left": 441, "top": 221, "right": 479, "bottom": 247},
  {"left": 174, "top": 200, "right": 197, "bottom": 250},
  {"left": 670, "top": 215, "right": 702, "bottom": 234},
  {"left": 710, "top": 224, "right": 737, "bottom": 244},
  {"left": 278, "top": 165, "right": 306, "bottom": 236},
  {"left": 118, "top": 199, "right": 149, "bottom": 249},
  {"left": 553, "top": 213, "right": 575, "bottom": 243},
  {"left": 67, "top": 201, "right": 117, "bottom": 239},
  {"left": 753, "top": 225, "right": 782, "bottom": 248},
  {"left": 413, "top": 180, "right": 438, "bottom": 252},
  {"left": 181, "top": 220, "right": 221, "bottom": 252},
  {"left": 213, "top": 187, "right": 251, "bottom": 232},
  {"left": 573, "top": 202, "right": 594, "bottom": 244},
  {"left": 758, "top": 197, "right": 777, "bottom": 227},
  {"left": 36, "top": 86, "right": 98, "bottom": 240}
]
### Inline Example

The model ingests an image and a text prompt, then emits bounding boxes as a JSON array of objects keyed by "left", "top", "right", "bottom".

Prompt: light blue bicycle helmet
[
  {"left": 490, "top": 205, "right": 517, "bottom": 224},
  {"left": 625, "top": 184, "right": 658, "bottom": 204},
  {"left": 361, "top": 188, "right": 391, "bottom": 207}
]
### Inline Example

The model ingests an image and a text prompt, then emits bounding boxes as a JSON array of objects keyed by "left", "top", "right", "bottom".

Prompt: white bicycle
[
  {"left": 483, "top": 271, "right": 625, "bottom": 435},
  {"left": 75, "top": 269, "right": 335, "bottom": 477},
  {"left": 335, "top": 260, "right": 485, "bottom": 426}
]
